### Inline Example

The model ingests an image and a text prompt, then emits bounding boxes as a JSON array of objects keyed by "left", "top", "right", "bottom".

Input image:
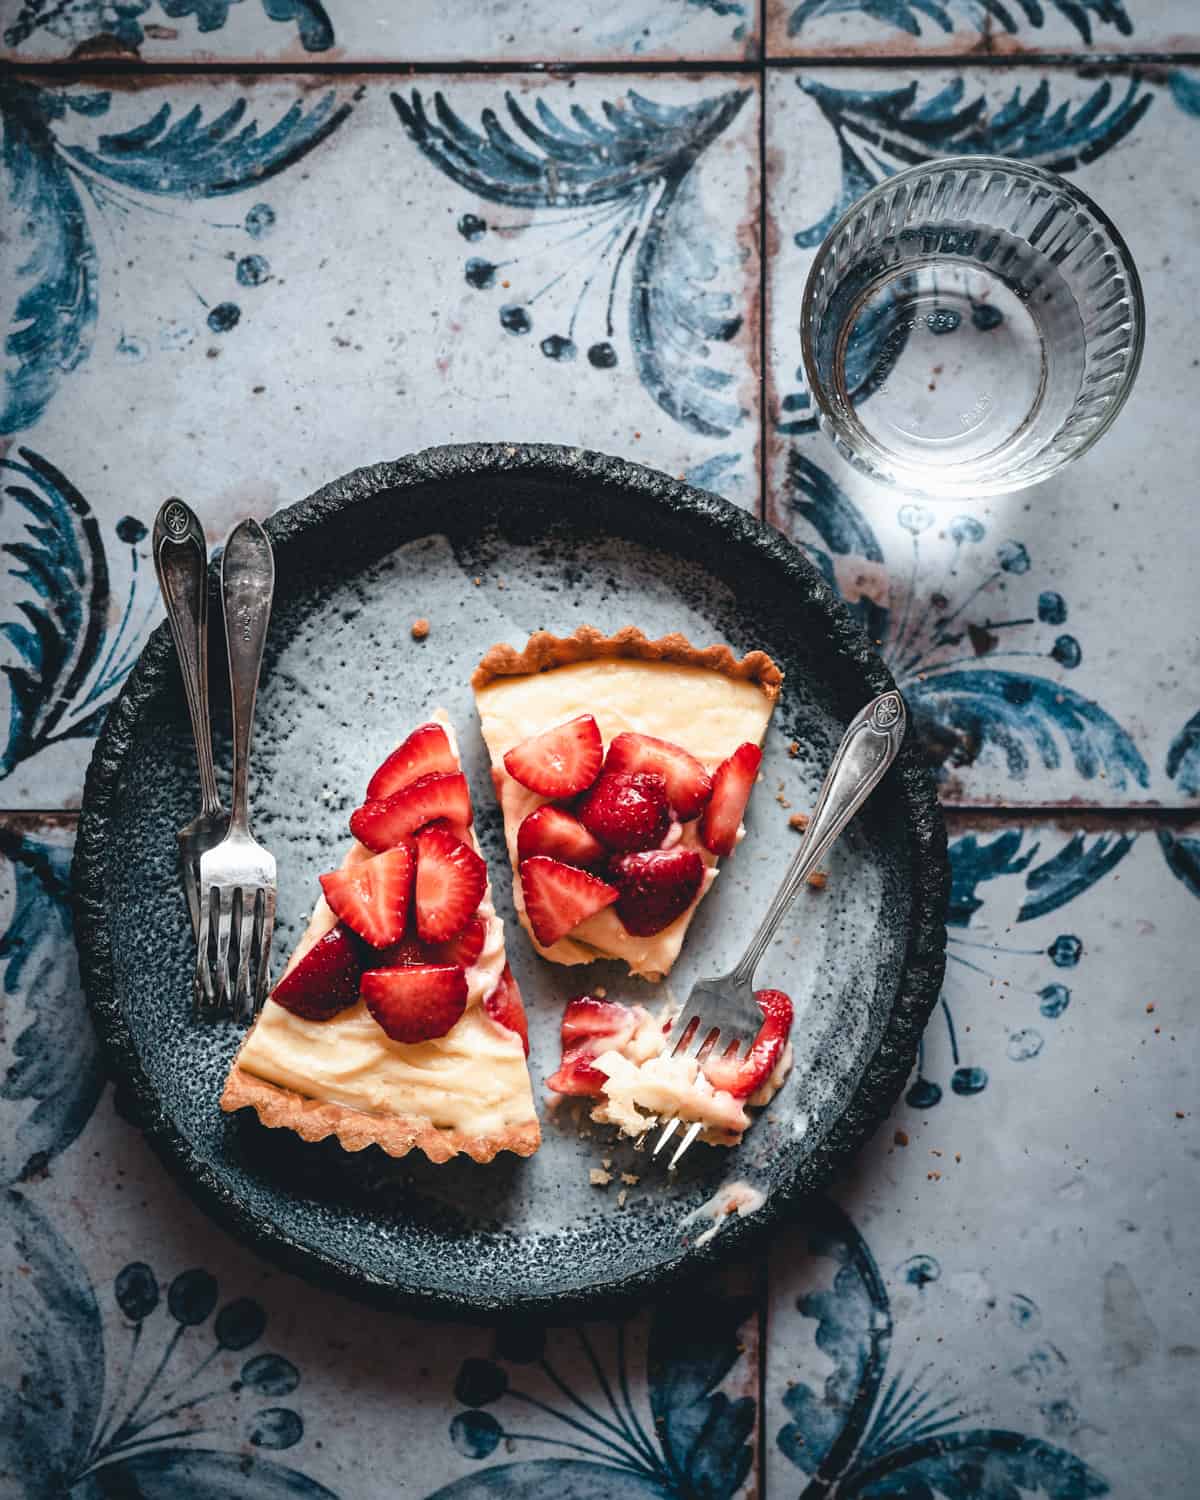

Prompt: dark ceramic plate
[{"left": 76, "top": 445, "right": 946, "bottom": 1320}]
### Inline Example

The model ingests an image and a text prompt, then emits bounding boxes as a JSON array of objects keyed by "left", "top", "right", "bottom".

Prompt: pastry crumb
[
  {"left": 617, "top": 1189, "right": 628, "bottom": 1207},
  {"left": 602, "top": 1157, "right": 612, "bottom": 1170},
  {"left": 594, "top": 986, "right": 607, "bottom": 998},
  {"left": 411, "top": 617, "right": 430, "bottom": 640},
  {"left": 590, "top": 1167, "right": 613, "bottom": 1187},
  {"left": 806, "top": 870, "right": 828, "bottom": 890},
  {"left": 776, "top": 792, "right": 792, "bottom": 808},
  {"left": 788, "top": 812, "right": 810, "bottom": 832},
  {"left": 788, "top": 740, "right": 801, "bottom": 758},
  {"left": 620, "top": 1172, "right": 639, "bottom": 1186},
  {"left": 894, "top": 1129, "right": 909, "bottom": 1147}
]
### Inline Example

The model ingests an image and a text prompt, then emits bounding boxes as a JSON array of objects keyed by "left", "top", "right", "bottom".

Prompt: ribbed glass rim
[{"left": 799, "top": 155, "right": 1146, "bottom": 498}]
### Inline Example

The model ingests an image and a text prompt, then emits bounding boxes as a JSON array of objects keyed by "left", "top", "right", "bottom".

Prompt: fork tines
[{"left": 194, "top": 873, "right": 276, "bottom": 1021}]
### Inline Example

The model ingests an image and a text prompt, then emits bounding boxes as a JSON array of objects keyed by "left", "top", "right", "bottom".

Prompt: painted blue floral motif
[
  {"left": 1, "top": 447, "right": 156, "bottom": 781},
  {"left": 429, "top": 1291, "right": 755, "bottom": 1495},
  {"left": 3, "top": 0, "right": 334, "bottom": 53},
  {"left": 0, "top": 827, "right": 103, "bottom": 1185},
  {"left": 776, "top": 1197, "right": 1109, "bottom": 1498},
  {"left": 0, "top": 1189, "right": 336, "bottom": 1495},
  {"left": 784, "top": 454, "right": 1149, "bottom": 793},
  {"left": 907, "top": 827, "right": 1119, "bottom": 1107},
  {"left": 1157, "top": 708, "right": 1200, "bottom": 897},
  {"left": 393, "top": 88, "right": 750, "bottom": 438},
  {"left": 1, "top": 79, "right": 352, "bottom": 434},
  {"left": 786, "top": 0, "right": 1131, "bottom": 43}
]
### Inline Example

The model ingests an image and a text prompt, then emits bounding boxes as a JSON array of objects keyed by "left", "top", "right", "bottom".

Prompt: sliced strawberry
[
  {"left": 425, "top": 913, "right": 488, "bottom": 969},
  {"left": 503, "top": 714, "right": 603, "bottom": 798},
  {"left": 610, "top": 848, "right": 705, "bottom": 936},
  {"left": 700, "top": 743, "right": 762, "bottom": 857},
  {"left": 350, "top": 771, "right": 472, "bottom": 853},
  {"left": 361, "top": 964, "right": 468, "bottom": 1043},
  {"left": 376, "top": 936, "right": 430, "bottom": 967},
  {"left": 517, "top": 804, "right": 606, "bottom": 869},
  {"left": 604, "top": 732, "right": 713, "bottom": 821},
  {"left": 483, "top": 963, "right": 530, "bottom": 1054},
  {"left": 702, "top": 989, "right": 793, "bottom": 1098},
  {"left": 271, "top": 923, "right": 363, "bottom": 1021},
  {"left": 414, "top": 824, "right": 487, "bottom": 943},
  {"left": 577, "top": 771, "right": 670, "bottom": 853},
  {"left": 546, "top": 995, "right": 640, "bottom": 1096},
  {"left": 319, "top": 846, "right": 414, "bottom": 948},
  {"left": 519, "top": 856, "right": 618, "bottom": 947},
  {"left": 366, "top": 722, "right": 457, "bottom": 801}
]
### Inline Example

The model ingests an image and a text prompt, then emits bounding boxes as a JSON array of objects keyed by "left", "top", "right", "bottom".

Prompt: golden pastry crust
[
  {"left": 220, "top": 1067, "right": 541, "bottom": 1163},
  {"left": 471, "top": 625, "right": 782, "bottom": 698}
]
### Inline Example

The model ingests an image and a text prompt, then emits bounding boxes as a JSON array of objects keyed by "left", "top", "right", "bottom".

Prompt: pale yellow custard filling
[
  {"left": 475, "top": 659, "right": 776, "bottom": 979},
  {"left": 585, "top": 1007, "right": 793, "bottom": 1144},
  {"left": 233, "top": 713, "right": 538, "bottom": 1138}
]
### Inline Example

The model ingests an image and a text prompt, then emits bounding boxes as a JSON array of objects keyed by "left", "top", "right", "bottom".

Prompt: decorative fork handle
[
  {"left": 153, "top": 499, "right": 222, "bottom": 818},
  {"left": 220, "top": 520, "right": 274, "bottom": 836},
  {"left": 729, "top": 691, "right": 907, "bottom": 989}
]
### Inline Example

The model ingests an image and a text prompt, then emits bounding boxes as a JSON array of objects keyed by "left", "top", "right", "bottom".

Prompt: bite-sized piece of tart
[
  {"left": 220, "top": 712, "right": 539, "bottom": 1164},
  {"left": 546, "top": 991, "right": 793, "bottom": 1146},
  {"left": 472, "top": 627, "right": 782, "bottom": 981}
]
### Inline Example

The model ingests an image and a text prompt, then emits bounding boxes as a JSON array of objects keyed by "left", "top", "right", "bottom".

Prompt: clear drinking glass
[{"left": 800, "top": 156, "right": 1145, "bottom": 498}]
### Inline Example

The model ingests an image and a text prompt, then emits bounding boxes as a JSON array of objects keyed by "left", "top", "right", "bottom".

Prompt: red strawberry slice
[
  {"left": 577, "top": 771, "right": 670, "bottom": 853},
  {"left": 361, "top": 964, "right": 468, "bottom": 1043},
  {"left": 271, "top": 923, "right": 364, "bottom": 1021},
  {"left": 377, "top": 936, "right": 430, "bottom": 967},
  {"left": 319, "top": 846, "right": 414, "bottom": 948},
  {"left": 350, "top": 771, "right": 472, "bottom": 853},
  {"left": 700, "top": 743, "right": 762, "bottom": 857},
  {"left": 702, "top": 989, "right": 793, "bottom": 1098},
  {"left": 483, "top": 963, "right": 530, "bottom": 1054},
  {"left": 425, "top": 913, "right": 488, "bottom": 969},
  {"left": 414, "top": 824, "right": 487, "bottom": 943},
  {"left": 604, "top": 732, "right": 713, "bottom": 821},
  {"left": 503, "top": 714, "right": 603, "bottom": 798},
  {"left": 546, "top": 995, "right": 640, "bottom": 1096},
  {"left": 610, "top": 848, "right": 705, "bottom": 936},
  {"left": 519, "top": 856, "right": 618, "bottom": 947},
  {"left": 517, "top": 804, "right": 606, "bottom": 869},
  {"left": 366, "top": 722, "right": 458, "bottom": 801}
]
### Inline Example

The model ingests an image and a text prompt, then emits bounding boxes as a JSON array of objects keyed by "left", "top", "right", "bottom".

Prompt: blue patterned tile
[
  {"left": 767, "top": 0, "right": 1197, "bottom": 58},
  {"left": 1, "top": 74, "right": 760, "bottom": 807},
  {"left": 1, "top": 1, "right": 759, "bottom": 63},
  {"left": 766, "top": 65, "right": 1200, "bottom": 806},
  {"left": 765, "top": 820, "right": 1199, "bottom": 1497}
]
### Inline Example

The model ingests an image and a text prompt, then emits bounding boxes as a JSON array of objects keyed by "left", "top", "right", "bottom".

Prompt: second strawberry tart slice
[
  {"left": 472, "top": 627, "right": 782, "bottom": 980},
  {"left": 221, "top": 713, "right": 540, "bottom": 1163}
]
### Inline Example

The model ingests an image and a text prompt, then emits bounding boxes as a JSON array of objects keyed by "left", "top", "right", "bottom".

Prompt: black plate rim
[{"left": 74, "top": 442, "right": 948, "bottom": 1322}]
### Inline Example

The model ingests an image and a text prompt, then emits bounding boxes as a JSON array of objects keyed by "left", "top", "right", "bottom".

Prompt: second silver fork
[
  {"left": 195, "top": 519, "right": 277, "bottom": 1021},
  {"left": 651, "top": 690, "right": 908, "bottom": 1169}
]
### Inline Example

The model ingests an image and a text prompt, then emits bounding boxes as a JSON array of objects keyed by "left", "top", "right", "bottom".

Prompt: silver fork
[
  {"left": 195, "top": 519, "right": 276, "bottom": 1021},
  {"left": 651, "top": 690, "right": 908, "bottom": 1169},
  {"left": 153, "top": 498, "right": 227, "bottom": 937}
]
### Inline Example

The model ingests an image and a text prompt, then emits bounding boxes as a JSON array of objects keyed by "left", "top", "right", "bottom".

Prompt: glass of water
[{"left": 800, "top": 156, "right": 1144, "bottom": 498}]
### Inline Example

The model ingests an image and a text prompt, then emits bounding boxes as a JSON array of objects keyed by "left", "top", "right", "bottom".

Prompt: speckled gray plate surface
[{"left": 75, "top": 444, "right": 947, "bottom": 1320}]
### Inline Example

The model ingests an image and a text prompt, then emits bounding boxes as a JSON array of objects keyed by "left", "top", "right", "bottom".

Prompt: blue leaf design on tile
[
  {"left": 647, "top": 1293, "right": 756, "bottom": 1495},
  {"left": 65, "top": 91, "right": 352, "bottom": 198},
  {"left": 0, "top": 829, "right": 104, "bottom": 1186},
  {"left": 3, "top": 0, "right": 333, "bottom": 52},
  {"left": 0, "top": 1190, "right": 104, "bottom": 1494},
  {"left": 776, "top": 1199, "right": 1109, "bottom": 1498},
  {"left": 783, "top": 453, "right": 888, "bottom": 644},
  {"left": 1157, "top": 830, "right": 1200, "bottom": 899},
  {"left": 1, "top": 448, "right": 155, "bottom": 780},
  {"left": 1165, "top": 709, "right": 1200, "bottom": 796},
  {"left": 1169, "top": 71, "right": 1200, "bottom": 118},
  {"left": 72, "top": 1448, "right": 338, "bottom": 1497},
  {"left": 1018, "top": 832, "right": 1134, "bottom": 921},
  {"left": 946, "top": 830, "right": 1037, "bottom": 926},
  {"left": 787, "top": 0, "right": 1131, "bottom": 45},
  {"left": 907, "top": 672, "right": 1149, "bottom": 790},
  {"left": 392, "top": 88, "right": 749, "bottom": 437},
  {"left": 1, "top": 82, "right": 99, "bottom": 434},
  {"left": 1, "top": 1198, "right": 335, "bottom": 1491},
  {"left": 790, "top": 75, "right": 1152, "bottom": 249}
]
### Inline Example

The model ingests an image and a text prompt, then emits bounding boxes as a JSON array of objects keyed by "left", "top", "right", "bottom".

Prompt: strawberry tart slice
[
  {"left": 472, "top": 627, "right": 782, "bottom": 981},
  {"left": 221, "top": 713, "right": 539, "bottom": 1163},
  {"left": 547, "top": 991, "right": 794, "bottom": 1146}
]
